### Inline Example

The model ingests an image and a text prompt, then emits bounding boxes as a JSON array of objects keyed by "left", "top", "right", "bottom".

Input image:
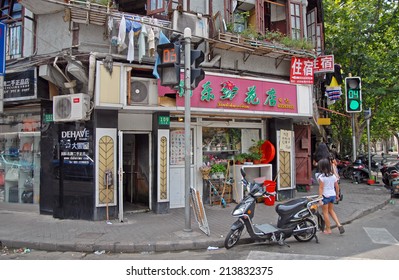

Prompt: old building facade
[{"left": 0, "top": 0, "right": 328, "bottom": 220}]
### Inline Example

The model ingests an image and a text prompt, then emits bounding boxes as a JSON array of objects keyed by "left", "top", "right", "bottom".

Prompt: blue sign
[{"left": 0, "top": 22, "right": 6, "bottom": 76}]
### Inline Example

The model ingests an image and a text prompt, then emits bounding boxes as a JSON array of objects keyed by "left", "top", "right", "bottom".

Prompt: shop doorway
[{"left": 120, "top": 132, "right": 151, "bottom": 214}]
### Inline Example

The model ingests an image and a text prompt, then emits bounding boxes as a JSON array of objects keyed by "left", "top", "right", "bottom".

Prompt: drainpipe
[
  {"left": 88, "top": 52, "right": 97, "bottom": 99},
  {"left": 53, "top": 56, "right": 75, "bottom": 94},
  {"left": 203, "top": 0, "right": 213, "bottom": 66},
  {"left": 200, "top": 54, "right": 221, "bottom": 67}
]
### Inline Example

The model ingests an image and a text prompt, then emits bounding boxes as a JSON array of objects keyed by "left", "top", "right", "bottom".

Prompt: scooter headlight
[{"left": 232, "top": 205, "right": 246, "bottom": 216}]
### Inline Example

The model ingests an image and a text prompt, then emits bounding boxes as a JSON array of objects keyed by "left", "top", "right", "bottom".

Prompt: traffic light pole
[
  {"left": 352, "top": 114, "right": 356, "bottom": 161},
  {"left": 183, "top": 27, "right": 192, "bottom": 232}
]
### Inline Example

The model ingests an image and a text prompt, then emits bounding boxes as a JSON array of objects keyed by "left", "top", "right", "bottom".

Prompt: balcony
[{"left": 212, "top": 31, "right": 317, "bottom": 65}]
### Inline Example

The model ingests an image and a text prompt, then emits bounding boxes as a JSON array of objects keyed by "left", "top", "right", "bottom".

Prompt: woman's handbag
[{"left": 5, "top": 166, "right": 19, "bottom": 182}]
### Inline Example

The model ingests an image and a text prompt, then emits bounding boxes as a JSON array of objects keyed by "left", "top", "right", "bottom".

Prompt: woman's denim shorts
[{"left": 322, "top": 196, "right": 336, "bottom": 205}]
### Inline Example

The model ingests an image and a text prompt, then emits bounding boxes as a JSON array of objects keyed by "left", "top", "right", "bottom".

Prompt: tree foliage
[{"left": 323, "top": 0, "right": 399, "bottom": 154}]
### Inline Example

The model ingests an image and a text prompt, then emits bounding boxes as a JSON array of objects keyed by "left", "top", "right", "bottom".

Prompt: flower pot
[{"left": 211, "top": 172, "right": 225, "bottom": 179}]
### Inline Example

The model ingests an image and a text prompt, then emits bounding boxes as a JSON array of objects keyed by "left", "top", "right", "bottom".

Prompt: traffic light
[
  {"left": 190, "top": 49, "right": 205, "bottom": 89},
  {"left": 345, "top": 77, "right": 362, "bottom": 113},
  {"left": 157, "top": 43, "right": 181, "bottom": 87}
]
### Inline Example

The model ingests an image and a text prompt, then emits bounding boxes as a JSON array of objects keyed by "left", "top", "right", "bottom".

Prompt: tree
[{"left": 323, "top": 0, "right": 399, "bottom": 155}]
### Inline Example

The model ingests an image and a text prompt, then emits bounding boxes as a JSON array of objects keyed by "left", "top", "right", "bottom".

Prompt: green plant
[
  {"left": 234, "top": 153, "right": 246, "bottom": 163},
  {"left": 280, "top": 36, "right": 314, "bottom": 51},
  {"left": 226, "top": 22, "right": 235, "bottom": 33},
  {"left": 248, "top": 139, "right": 265, "bottom": 154},
  {"left": 250, "top": 152, "right": 262, "bottom": 161},
  {"left": 240, "top": 24, "right": 258, "bottom": 39},
  {"left": 210, "top": 163, "right": 227, "bottom": 174}
]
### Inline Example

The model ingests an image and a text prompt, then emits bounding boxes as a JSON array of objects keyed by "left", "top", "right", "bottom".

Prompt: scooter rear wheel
[
  {"left": 224, "top": 228, "right": 243, "bottom": 249},
  {"left": 294, "top": 218, "right": 316, "bottom": 242}
]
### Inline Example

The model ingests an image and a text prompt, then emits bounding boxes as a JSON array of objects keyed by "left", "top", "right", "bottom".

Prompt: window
[
  {"left": 147, "top": 0, "right": 166, "bottom": 15},
  {"left": 289, "top": 1, "right": 302, "bottom": 40},
  {"left": 307, "top": 8, "right": 317, "bottom": 48},
  {"left": 0, "top": 112, "right": 41, "bottom": 204},
  {"left": 263, "top": 0, "right": 287, "bottom": 35},
  {"left": 316, "top": 23, "right": 323, "bottom": 55},
  {"left": 0, "top": 0, "right": 22, "bottom": 22},
  {"left": 1, "top": 0, "right": 23, "bottom": 59}
]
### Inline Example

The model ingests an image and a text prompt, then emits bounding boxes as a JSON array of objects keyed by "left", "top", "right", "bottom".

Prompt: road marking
[
  {"left": 363, "top": 227, "right": 398, "bottom": 245},
  {"left": 246, "top": 251, "right": 367, "bottom": 260}
]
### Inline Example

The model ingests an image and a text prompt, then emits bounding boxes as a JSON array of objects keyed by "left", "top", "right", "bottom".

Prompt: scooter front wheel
[
  {"left": 224, "top": 228, "right": 243, "bottom": 249},
  {"left": 294, "top": 218, "right": 316, "bottom": 242}
]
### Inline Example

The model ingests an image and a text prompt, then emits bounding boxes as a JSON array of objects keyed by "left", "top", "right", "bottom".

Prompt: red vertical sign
[
  {"left": 290, "top": 57, "right": 314, "bottom": 84},
  {"left": 314, "top": 55, "right": 334, "bottom": 73}
]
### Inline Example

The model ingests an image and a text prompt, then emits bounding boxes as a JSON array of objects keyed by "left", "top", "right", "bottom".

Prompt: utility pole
[
  {"left": 365, "top": 108, "right": 372, "bottom": 177},
  {"left": 183, "top": 27, "right": 192, "bottom": 232},
  {"left": 352, "top": 115, "right": 356, "bottom": 161}
]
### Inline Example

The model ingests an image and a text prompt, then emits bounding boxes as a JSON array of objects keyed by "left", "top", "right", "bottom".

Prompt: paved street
[{"left": 0, "top": 177, "right": 394, "bottom": 258}]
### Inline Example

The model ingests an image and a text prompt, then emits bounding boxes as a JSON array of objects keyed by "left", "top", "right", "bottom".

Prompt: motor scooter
[
  {"left": 351, "top": 160, "right": 370, "bottom": 184},
  {"left": 224, "top": 168, "right": 324, "bottom": 249},
  {"left": 380, "top": 156, "right": 399, "bottom": 198}
]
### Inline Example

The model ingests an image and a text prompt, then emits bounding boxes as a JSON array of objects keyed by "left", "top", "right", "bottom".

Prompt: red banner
[{"left": 290, "top": 57, "right": 314, "bottom": 84}]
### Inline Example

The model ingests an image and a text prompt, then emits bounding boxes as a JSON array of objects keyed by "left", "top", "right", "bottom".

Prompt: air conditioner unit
[
  {"left": 129, "top": 78, "right": 157, "bottom": 105},
  {"left": 53, "top": 93, "right": 90, "bottom": 122}
]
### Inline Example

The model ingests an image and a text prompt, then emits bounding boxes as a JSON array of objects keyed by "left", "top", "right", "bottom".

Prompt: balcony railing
[{"left": 213, "top": 31, "right": 317, "bottom": 62}]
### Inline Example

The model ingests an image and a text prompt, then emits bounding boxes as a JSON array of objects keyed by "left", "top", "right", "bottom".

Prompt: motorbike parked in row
[
  {"left": 340, "top": 154, "right": 378, "bottom": 184},
  {"left": 380, "top": 153, "right": 399, "bottom": 198},
  {"left": 224, "top": 168, "right": 325, "bottom": 249},
  {"left": 351, "top": 158, "right": 370, "bottom": 184}
]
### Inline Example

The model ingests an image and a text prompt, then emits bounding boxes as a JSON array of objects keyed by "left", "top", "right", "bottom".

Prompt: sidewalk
[{"left": 0, "top": 179, "right": 392, "bottom": 254}]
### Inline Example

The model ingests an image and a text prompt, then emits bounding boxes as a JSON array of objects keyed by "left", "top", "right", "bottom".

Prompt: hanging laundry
[
  {"left": 108, "top": 16, "right": 113, "bottom": 33},
  {"left": 148, "top": 27, "right": 155, "bottom": 57},
  {"left": 138, "top": 25, "right": 146, "bottom": 63},
  {"left": 118, "top": 15, "right": 127, "bottom": 53},
  {"left": 325, "top": 86, "right": 342, "bottom": 101},
  {"left": 125, "top": 18, "right": 142, "bottom": 33},
  {"left": 152, "top": 18, "right": 160, "bottom": 39},
  {"left": 325, "top": 64, "right": 343, "bottom": 86},
  {"left": 326, "top": 98, "right": 336, "bottom": 105},
  {"left": 127, "top": 29, "right": 135, "bottom": 63}
]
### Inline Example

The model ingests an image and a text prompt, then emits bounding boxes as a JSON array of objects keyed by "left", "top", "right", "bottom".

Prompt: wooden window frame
[
  {"left": 288, "top": 0, "right": 303, "bottom": 40},
  {"left": 307, "top": 7, "right": 317, "bottom": 48},
  {"left": 147, "top": 0, "right": 166, "bottom": 16}
]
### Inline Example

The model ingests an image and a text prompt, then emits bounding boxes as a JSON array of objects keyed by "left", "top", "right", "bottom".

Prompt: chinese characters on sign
[
  {"left": 159, "top": 73, "right": 298, "bottom": 113},
  {"left": 290, "top": 57, "right": 314, "bottom": 84},
  {"left": 279, "top": 130, "right": 292, "bottom": 152},
  {"left": 60, "top": 129, "right": 91, "bottom": 165},
  {"left": 314, "top": 55, "right": 334, "bottom": 73},
  {"left": 3, "top": 69, "right": 36, "bottom": 100}
]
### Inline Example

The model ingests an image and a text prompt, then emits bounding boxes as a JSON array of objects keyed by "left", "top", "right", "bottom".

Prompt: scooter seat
[{"left": 275, "top": 197, "right": 308, "bottom": 214}]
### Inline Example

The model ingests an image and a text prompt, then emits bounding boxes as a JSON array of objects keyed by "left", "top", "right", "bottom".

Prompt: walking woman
[{"left": 317, "top": 158, "right": 345, "bottom": 234}]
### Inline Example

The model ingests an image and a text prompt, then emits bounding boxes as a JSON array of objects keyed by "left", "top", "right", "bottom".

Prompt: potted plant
[
  {"left": 249, "top": 139, "right": 265, "bottom": 155},
  {"left": 210, "top": 163, "right": 227, "bottom": 179},
  {"left": 234, "top": 153, "right": 246, "bottom": 165},
  {"left": 199, "top": 165, "right": 212, "bottom": 180},
  {"left": 250, "top": 152, "right": 262, "bottom": 164}
]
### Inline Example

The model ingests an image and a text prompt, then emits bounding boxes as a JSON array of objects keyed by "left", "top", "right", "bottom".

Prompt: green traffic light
[{"left": 349, "top": 100, "right": 360, "bottom": 110}]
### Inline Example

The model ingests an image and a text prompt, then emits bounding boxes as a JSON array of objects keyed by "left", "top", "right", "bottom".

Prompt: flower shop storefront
[{"left": 160, "top": 73, "right": 312, "bottom": 208}]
